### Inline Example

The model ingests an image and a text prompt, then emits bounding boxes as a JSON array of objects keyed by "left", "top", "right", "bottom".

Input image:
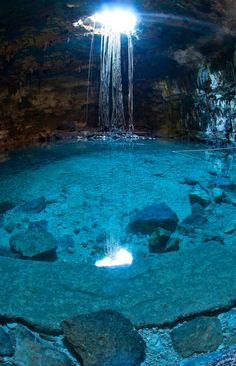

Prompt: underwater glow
[
  {"left": 95, "top": 248, "right": 133, "bottom": 267},
  {"left": 91, "top": 10, "right": 137, "bottom": 34}
]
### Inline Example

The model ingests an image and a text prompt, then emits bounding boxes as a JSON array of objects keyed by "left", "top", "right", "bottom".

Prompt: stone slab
[{"left": 0, "top": 243, "right": 235, "bottom": 333}]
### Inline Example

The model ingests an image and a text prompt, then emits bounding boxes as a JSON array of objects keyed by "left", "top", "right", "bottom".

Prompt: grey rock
[
  {"left": 14, "top": 325, "right": 73, "bottom": 366},
  {"left": 128, "top": 202, "right": 179, "bottom": 234},
  {"left": 148, "top": 228, "right": 171, "bottom": 253},
  {"left": 171, "top": 316, "right": 223, "bottom": 357},
  {"left": 0, "top": 243, "right": 235, "bottom": 333},
  {"left": 10, "top": 226, "right": 57, "bottom": 259},
  {"left": 189, "top": 189, "right": 211, "bottom": 207},
  {"left": 62, "top": 310, "right": 146, "bottom": 366},
  {"left": 0, "top": 327, "right": 14, "bottom": 356},
  {"left": 20, "top": 196, "right": 46, "bottom": 213}
]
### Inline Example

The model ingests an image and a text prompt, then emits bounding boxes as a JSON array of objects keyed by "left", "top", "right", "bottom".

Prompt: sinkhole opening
[{"left": 91, "top": 9, "right": 137, "bottom": 35}]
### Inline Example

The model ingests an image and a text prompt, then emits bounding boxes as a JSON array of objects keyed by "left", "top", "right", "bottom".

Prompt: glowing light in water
[{"left": 95, "top": 248, "right": 133, "bottom": 267}]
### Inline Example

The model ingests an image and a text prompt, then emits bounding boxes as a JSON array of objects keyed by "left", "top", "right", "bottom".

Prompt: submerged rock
[
  {"left": 148, "top": 228, "right": 171, "bottom": 253},
  {"left": 171, "top": 316, "right": 223, "bottom": 357},
  {"left": 164, "top": 235, "right": 180, "bottom": 252},
  {"left": 0, "top": 201, "right": 15, "bottom": 214},
  {"left": 0, "top": 327, "right": 14, "bottom": 356},
  {"left": 128, "top": 202, "right": 179, "bottom": 235},
  {"left": 10, "top": 226, "right": 57, "bottom": 260},
  {"left": 189, "top": 189, "right": 211, "bottom": 207},
  {"left": 224, "top": 220, "right": 236, "bottom": 234},
  {"left": 20, "top": 196, "right": 46, "bottom": 213},
  {"left": 212, "top": 188, "right": 225, "bottom": 203},
  {"left": 14, "top": 325, "right": 73, "bottom": 366},
  {"left": 61, "top": 310, "right": 146, "bottom": 366},
  {"left": 208, "top": 177, "right": 235, "bottom": 191}
]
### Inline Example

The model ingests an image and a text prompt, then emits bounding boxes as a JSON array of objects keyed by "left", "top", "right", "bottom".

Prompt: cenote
[{"left": 0, "top": 1, "right": 236, "bottom": 366}]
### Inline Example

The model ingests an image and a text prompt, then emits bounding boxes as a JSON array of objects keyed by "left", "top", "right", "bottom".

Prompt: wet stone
[
  {"left": 171, "top": 316, "right": 223, "bottom": 358},
  {"left": 14, "top": 325, "right": 73, "bottom": 366},
  {"left": 10, "top": 226, "right": 57, "bottom": 259},
  {"left": 0, "top": 327, "right": 14, "bottom": 356},
  {"left": 20, "top": 196, "right": 46, "bottom": 213},
  {"left": 61, "top": 310, "right": 146, "bottom": 366},
  {"left": 128, "top": 202, "right": 179, "bottom": 235}
]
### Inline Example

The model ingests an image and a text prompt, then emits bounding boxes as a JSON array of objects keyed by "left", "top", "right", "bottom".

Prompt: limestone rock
[
  {"left": 10, "top": 226, "right": 57, "bottom": 259},
  {"left": 171, "top": 316, "right": 223, "bottom": 357},
  {"left": 189, "top": 189, "right": 211, "bottom": 208},
  {"left": 20, "top": 196, "right": 46, "bottom": 213},
  {"left": 0, "top": 243, "right": 235, "bottom": 332},
  {"left": 14, "top": 325, "right": 73, "bottom": 366},
  {"left": 61, "top": 310, "right": 146, "bottom": 366},
  {"left": 148, "top": 228, "right": 171, "bottom": 253},
  {"left": 0, "top": 327, "right": 14, "bottom": 356},
  {"left": 128, "top": 202, "right": 179, "bottom": 235}
]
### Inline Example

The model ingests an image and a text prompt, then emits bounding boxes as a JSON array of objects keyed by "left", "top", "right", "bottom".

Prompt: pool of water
[{"left": 0, "top": 138, "right": 236, "bottom": 366}]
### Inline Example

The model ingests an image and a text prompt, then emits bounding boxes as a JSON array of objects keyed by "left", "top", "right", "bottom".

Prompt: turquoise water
[
  {"left": 0, "top": 139, "right": 236, "bottom": 263},
  {"left": 0, "top": 138, "right": 236, "bottom": 366}
]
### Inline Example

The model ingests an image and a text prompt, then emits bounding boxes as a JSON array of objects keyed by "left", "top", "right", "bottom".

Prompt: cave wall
[{"left": 0, "top": 0, "right": 236, "bottom": 150}]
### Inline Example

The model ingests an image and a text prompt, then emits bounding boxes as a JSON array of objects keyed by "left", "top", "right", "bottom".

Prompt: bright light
[
  {"left": 91, "top": 10, "right": 137, "bottom": 34},
  {"left": 95, "top": 248, "right": 133, "bottom": 267}
]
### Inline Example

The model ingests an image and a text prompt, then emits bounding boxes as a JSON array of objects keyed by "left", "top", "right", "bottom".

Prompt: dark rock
[
  {"left": 61, "top": 310, "right": 146, "bottom": 366},
  {"left": 128, "top": 203, "right": 179, "bottom": 235},
  {"left": 148, "top": 228, "right": 171, "bottom": 253},
  {"left": 0, "top": 201, "right": 15, "bottom": 214},
  {"left": 14, "top": 325, "right": 73, "bottom": 366},
  {"left": 180, "top": 177, "right": 199, "bottom": 186},
  {"left": 208, "top": 177, "right": 235, "bottom": 191},
  {"left": 20, "top": 196, "right": 46, "bottom": 213},
  {"left": 10, "top": 226, "right": 57, "bottom": 259},
  {"left": 189, "top": 189, "right": 211, "bottom": 207},
  {"left": 171, "top": 316, "right": 223, "bottom": 357},
  {"left": 0, "top": 327, "right": 14, "bottom": 356}
]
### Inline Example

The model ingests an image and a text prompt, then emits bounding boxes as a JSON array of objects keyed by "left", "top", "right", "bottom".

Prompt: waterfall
[{"left": 98, "top": 26, "right": 135, "bottom": 131}]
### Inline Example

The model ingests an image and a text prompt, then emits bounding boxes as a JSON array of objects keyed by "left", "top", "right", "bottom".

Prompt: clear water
[{"left": 0, "top": 139, "right": 235, "bottom": 264}]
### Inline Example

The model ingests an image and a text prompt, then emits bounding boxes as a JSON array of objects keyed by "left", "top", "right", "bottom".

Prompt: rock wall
[{"left": 0, "top": 0, "right": 236, "bottom": 150}]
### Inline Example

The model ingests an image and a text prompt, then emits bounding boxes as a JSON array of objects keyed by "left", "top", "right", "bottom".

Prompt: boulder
[
  {"left": 20, "top": 196, "right": 46, "bottom": 213},
  {"left": 10, "top": 226, "right": 57, "bottom": 260},
  {"left": 0, "top": 327, "right": 14, "bottom": 356},
  {"left": 14, "top": 325, "right": 73, "bottom": 366},
  {"left": 148, "top": 228, "right": 172, "bottom": 253},
  {"left": 61, "top": 310, "right": 146, "bottom": 366},
  {"left": 171, "top": 316, "right": 223, "bottom": 357},
  {"left": 128, "top": 203, "right": 179, "bottom": 235}
]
